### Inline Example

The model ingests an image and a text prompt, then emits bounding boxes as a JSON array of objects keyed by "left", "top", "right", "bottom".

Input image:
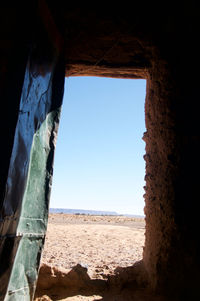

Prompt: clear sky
[{"left": 50, "top": 76, "right": 146, "bottom": 216}]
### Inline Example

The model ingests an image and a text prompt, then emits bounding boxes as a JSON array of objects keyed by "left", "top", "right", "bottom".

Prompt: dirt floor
[
  {"left": 35, "top": 214, "right": 146, "bottom": 300},
  {"left": 35, "top": 215, "right": 176, "bottom": 300},
  {"left": 41, "top": 214, "right": 145, "bottom": 279}
]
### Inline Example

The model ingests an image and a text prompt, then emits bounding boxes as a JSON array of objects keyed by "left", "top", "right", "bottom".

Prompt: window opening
[{"left": 41, "top": 76, "right": 146, "bottom": 291}]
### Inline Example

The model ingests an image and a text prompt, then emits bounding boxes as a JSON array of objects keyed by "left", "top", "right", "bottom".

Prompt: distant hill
[
  {"left": 49, "top": 208, "right": 144, "bottom": 218},
  {"left": 123, "top": 213, "right": 145, "bottom": 218},
  {"left": 49, "top": 208, "right": 118, "bottom": 216}
]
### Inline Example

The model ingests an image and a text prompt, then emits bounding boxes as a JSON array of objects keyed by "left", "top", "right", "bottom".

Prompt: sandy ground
[
  {"left": 37, "top": 214, "right": 145, "bottom": 300},
  {"left": 41, "top": 214, "right": 145, "bottom": 279}
]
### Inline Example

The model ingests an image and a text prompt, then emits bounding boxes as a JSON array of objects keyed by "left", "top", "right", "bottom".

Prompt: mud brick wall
[{"left": 0, "top": 2, "right": 200, "bottom": 299}]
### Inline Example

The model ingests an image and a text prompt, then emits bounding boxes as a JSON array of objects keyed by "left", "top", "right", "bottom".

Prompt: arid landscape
[{"left": 35, "top": 214, "right": 145, "bottom": 301}]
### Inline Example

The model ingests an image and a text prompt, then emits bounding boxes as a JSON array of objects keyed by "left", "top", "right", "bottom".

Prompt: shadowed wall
[{"left": 0, "top": 2, "right": 200, "bottom": 300}]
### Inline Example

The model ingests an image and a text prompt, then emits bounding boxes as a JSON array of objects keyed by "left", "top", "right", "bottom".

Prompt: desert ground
[{"left": 35, "top": 214, "right": 146, "bottom": 301}]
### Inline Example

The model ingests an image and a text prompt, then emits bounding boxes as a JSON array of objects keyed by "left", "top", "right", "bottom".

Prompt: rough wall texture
[
  {"left": 144, "top": 63, "right": 180, "bottom": 292},
  {"left": 143, "top": 20, "right": 200, "bottom": 297},
  {"left": 0, "top": 2, "right": 200, "bottom": 300}
]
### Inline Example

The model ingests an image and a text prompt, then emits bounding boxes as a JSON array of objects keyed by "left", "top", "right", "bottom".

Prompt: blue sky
[{"left": 50, "top": 76, "right": 146, "bottom": 215}]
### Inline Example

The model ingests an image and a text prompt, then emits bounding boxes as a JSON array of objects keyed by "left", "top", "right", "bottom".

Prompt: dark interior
[{"left": 0, "top": 2, "right": 200, "bottom": 300}]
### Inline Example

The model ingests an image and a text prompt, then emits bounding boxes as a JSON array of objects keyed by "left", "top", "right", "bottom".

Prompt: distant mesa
[
  {"left": 49, "top": 208, "right": 144, "bottom": 218},
  {"left": 49, "top": 208, "right": 118, "bottom": 215}
]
